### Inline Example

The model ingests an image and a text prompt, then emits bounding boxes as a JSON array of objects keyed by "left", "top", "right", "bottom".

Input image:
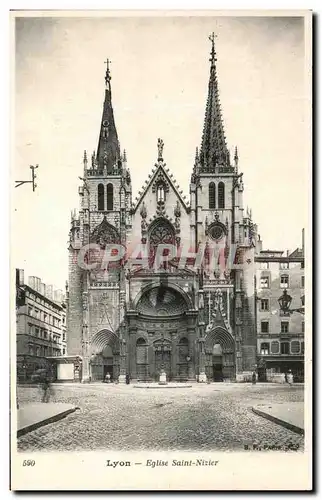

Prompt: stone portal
[
  {"left": 128, "top": 284, "right": 196, "bottom": 382},
  {"left": 89, "top": 329, "right": 120, "bottom": 382}
]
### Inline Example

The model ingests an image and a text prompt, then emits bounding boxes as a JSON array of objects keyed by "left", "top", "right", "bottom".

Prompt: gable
[{"left": 132, "top": 162, "right": 190, "bottom": 216}]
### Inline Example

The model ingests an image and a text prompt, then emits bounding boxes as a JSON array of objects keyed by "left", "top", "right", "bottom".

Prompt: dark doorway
[
  {"left": 258, "top": 366, "right": 266, "bottom": 382},
  {"left": 155, "top": 350, "right": 171, "bottom": 381},
  {"left": 103, "top": 363, "right": 113, "bottom": 382},
  {"left": 213, "top": 363, "right": 223, "bottom": 382}
]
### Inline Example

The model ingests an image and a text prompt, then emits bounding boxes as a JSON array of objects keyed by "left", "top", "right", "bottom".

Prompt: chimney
[
  {"left": 16, "top": 269, "right": 24, "bottom": 286},
  {"left": 302, "top": 228, "right": 305, "bottom": 256},
  {"left": 46, "top": 285, "right": 53, "bottom": 300},
  {"left": 40, "top": 282, "right": 46, "bottom": 296},
  {"left": 28, "top": 276, "right": 37, "bottom": 290},
  {"left": 54, "top": 289, "right": 63, "bottom": 304}
]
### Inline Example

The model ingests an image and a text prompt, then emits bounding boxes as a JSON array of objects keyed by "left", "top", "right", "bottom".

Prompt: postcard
[{"left": 11, "top": 9, "right": 312, "bottom": 491}]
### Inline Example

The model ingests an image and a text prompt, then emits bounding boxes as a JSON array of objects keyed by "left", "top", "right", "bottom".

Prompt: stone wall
[
  {"left": 67, "top": 248, "right": 83, "bottom": 356},
  {"left": 89, "top": 288, "right": 120, "bottom": 338}
]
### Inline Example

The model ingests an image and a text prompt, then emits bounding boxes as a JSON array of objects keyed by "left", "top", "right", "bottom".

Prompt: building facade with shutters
[
  {"left": 66, "top": 37, "right": 265, "bottom": 383},
  {"left": 254, "top": 240, "right": 305, "bottom": 382},
  {"left": 16, "top": 269, "right": 68, "bottom": 382}
]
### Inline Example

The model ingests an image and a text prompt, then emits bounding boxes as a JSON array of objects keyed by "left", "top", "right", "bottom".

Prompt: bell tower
[
  {"left": 67, "top": 60, "right": 132, "bottom": 383},
  {"left": 190, "top": 33, "right": 241, "bottom": 251},
  {"left": 190, "top": 34, "right": 257, "bottom": 381}
]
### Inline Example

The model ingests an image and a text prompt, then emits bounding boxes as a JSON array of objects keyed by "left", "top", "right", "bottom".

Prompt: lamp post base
[
  {"left": 198, "top": 372, "right": 207, "bottom": 383},
  {"left": 159, "top": 371, "right": 168, "bottom": 385}
]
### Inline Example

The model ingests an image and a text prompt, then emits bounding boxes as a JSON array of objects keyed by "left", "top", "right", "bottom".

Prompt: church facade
[{"left": 66, "top": 37, "right": 260, "bottom": 383}]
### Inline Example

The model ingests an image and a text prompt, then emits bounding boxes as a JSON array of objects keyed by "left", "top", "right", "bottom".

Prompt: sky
[{"left": 12, "top": 13, "right": 309, "bottom": 291}]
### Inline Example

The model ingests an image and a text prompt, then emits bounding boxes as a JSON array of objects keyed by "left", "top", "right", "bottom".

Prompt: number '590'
[{"left": 23, "top": 460, "right": 35, "bottom": 466}]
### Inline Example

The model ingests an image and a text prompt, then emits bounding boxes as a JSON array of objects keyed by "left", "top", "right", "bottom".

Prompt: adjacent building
[
  {"left": 16, "top": 269, "right": 68, "bottom": 382},
  {"left": 255, "top": 233, "right": 305, "bottom": 382}
]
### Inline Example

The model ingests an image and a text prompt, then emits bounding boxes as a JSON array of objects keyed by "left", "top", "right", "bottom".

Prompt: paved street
[{"left": 16, "top": 383, "right": 304, "bottom": 452}]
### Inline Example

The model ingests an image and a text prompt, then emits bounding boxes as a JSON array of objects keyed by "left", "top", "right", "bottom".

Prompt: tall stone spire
[
  {"left": 199, "top": 33, "right": 230, "bottom": 171},
  {"left": 96, "top": 59, "right": 120, "bottom": 172}
]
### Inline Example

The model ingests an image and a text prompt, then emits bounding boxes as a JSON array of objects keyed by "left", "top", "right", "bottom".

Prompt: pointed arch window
[
  {"left": 98, "top": 184, "right": 105, "bottom": 211},
  {"left": 106, "top": 183, "right": 113, "bottom": 211},
  {"left": 218, "top": 182, "right": 225, "bottom": 209},
  {"left": 209, "top": 182, "right": 216, "bottom": 209},
  {"left": 157, "top": 184, "right": 165, "bottom": 203}
]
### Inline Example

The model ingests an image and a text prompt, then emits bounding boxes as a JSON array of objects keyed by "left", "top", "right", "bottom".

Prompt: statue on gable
[{"left": 157, "top": 138, "right": 164, "bottom": 161}]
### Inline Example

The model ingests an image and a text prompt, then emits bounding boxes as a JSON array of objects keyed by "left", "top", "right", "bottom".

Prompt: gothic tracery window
[
  {"left": 209, "top": 182, "right": 216, "bottom": 209},
  {"left": 149, "top": 220, "right": 175, "bottom": 246},
  {"left": 98, "top": 184, "right": 105, "bottom": 211},
  {"left": 106, "top": 183, "right": 113, "bottom": 211},
  {"left": 88, "top": 217, "right": 121, "bottom": 276},
  {"left": 149, "top": 219, "right": 175, "bottom": 269},
  {"left": 218, "top": 182, "right": 225, "bottom": 209}
]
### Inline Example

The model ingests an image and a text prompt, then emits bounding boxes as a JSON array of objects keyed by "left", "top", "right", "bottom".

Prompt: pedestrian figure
[
  {"left": 105, "top": 372, "right": 111, "bottom": 384},
  {"left": 41, "top": 372, "right": 51, "bottom": 403},
  {"left": 252, "top": 371, "right": 257, "bottom": 385},
  {"left": 286, "top": 369, "right": 293, "bottom": 386},
  {"left": 126, "top": 374, "right": 130, "bottom": 385}
]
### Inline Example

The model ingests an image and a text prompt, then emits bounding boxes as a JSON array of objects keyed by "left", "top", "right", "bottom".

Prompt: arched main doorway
[
  {"left": 90, "top": 329, "right": 120, "bottom": 382},
  {"left": 131, "top": 283, "right": 193, "bottom": 381},
  {"left": 205, "top": 327, "right": 235, "bottom": 381}
]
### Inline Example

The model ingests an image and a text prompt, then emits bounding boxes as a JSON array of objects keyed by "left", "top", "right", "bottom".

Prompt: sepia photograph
[{"left": 11, "top": 10, "right": 312, "bottom": 491}]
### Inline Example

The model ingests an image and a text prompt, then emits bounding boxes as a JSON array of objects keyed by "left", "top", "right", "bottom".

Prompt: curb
[
  {"left": 17, "top": 407, "right": 80, "bottom": 438},
  {"left": 252, "top": 407, "right": 304, "bottom": 435},
  {"left": 133, "top": 385, "right": 192, "bottom": 389}
]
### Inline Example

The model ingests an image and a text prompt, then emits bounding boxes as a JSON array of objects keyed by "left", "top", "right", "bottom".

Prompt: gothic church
[{"left": 67, "top": 36, "right": 259, "bottom": 383}]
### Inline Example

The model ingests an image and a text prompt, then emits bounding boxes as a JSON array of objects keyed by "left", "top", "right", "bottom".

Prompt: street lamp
[
  {"left": 278, "top": 289, "right": 293, "bottom": 313},
  {"left": 278, "top": 289, "right": 304, "bottom": 315}
]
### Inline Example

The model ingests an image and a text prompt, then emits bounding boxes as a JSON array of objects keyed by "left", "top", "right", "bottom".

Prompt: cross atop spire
[
  {"left": 209, "top": 32, "right": 217, "bottom": 66},
  {"left": 199, "top": 33, "right": 230, "bottom": 171},
  {"left": 104, "top": 58, "right": 111, "bottom": 88}
]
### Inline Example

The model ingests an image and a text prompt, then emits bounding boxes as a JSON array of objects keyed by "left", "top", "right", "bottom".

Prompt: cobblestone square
[{"left": 17, "top": 383, "right": 304, "bottom": 452}]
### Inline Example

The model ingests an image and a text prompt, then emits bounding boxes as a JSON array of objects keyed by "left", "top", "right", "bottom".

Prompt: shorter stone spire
[
  {"left": 83, "top": 150, "right": 88, "bottom": 175},
  {"left": 195, "top": 147, "right": 199, "bottom": 165},
  {"left": 96, "top": 59, "right": 120, "bottom": 172},
  {"left": 234, "top": 146, "right": 239, "bottom": 169}
]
